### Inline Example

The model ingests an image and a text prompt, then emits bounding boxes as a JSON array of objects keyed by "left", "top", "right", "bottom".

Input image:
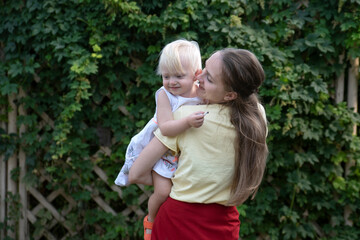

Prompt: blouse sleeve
[{"left": 154, "top": 128, "right": 179, "bottom": 155}]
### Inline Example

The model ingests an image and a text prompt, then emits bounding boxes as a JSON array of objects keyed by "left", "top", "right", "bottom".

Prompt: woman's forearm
[{"left": 128, "top": 137, "right": 169, "bottom": 185}]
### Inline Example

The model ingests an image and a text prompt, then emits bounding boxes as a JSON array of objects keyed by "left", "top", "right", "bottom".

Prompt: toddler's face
[{"left": 162, "top": 64, "right": 196, "bottom": 98}]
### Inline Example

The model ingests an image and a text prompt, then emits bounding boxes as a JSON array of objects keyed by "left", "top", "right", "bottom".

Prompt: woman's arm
[
  {"left": 157, "top": 90, "right": 205, "bottom": 137},
  {"left": 128, "top": 137, "right": 169, "bottom": 185}
]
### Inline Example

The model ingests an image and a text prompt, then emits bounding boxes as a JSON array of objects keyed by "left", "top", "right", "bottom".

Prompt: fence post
[
  {"left": 18, "top": 88, "right": 28, "bottom": 239},
  {"left": 344, "top": 57, "right": 359, "bottom": 226},
  {"left": 0, "top": 36, "right": 6, "bottom": 240},
  {"left": 335, "top": 53, "right": 345, "bottom": 104},
  {"left": 0, "top": 107, "right": 7, "bottom": 240},
  {"left": 347, "top": 57, "right": 359, "bottom": 136},
  {"left": 7, "top": 93, "right": 17, "bottom": 239}
]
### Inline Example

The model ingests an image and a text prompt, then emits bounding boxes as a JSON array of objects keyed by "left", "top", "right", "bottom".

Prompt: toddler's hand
[{"left": 187, "top": 111, "right": 207, "bottom": 128}]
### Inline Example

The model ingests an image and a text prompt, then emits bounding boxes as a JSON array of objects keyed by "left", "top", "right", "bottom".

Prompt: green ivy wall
[{"left": 1, "top": 0, "right": 360, "bottom": 239}]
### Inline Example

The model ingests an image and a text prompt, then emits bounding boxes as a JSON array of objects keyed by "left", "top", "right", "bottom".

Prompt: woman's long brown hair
[{"left": 220, "top": 49, "right": 268, "bottom": 205}]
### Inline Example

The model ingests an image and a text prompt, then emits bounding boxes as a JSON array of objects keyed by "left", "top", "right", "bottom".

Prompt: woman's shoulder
[{"left": 178, "top": 104, "right": 229, "bottom": 112}]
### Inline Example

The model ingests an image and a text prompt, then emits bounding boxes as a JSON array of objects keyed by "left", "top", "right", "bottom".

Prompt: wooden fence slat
[
  {"left": 57, "top": 189, "right": 77, "bottom": 215},
  {"left": 39, "top": 112, "right": 54, "bottom": 129},
  {"left": 84, "top": 185, "right": 117, "bottom": 216},
  {"left": 28, "top": 186, "right": 63, "bottom": 219},
  {"left": 19, "top": 149, "right": 28, "bottom": 239},
  {"left": 26, "top": 209, "right": 37, "bottom": 223},
  {"left": 0, "top": 109, "right": 6, "bottom": 240},
  {"left": 19, "top": 87, "right": 28, "bottom": 240},
  {"left": 344, "top": 57, "right": 359, "bottom": 226},
  {"left": 347, "top": 57, "right": 359, "bottom": 136},
  {"left": 93, "top": 165, "right": 123, "bottom": 198},
  {"left": 7, "top": 93, "right": 17, "bottom": 239},
  {"left": 28, "top": 187, "right": 75, "bottom": 235},
  {"left": 0, "top": 155, "right": 5, "bottom": 240},
  {"left": 92, "top": 147, "right": 149, "bottom": 217},
  {"left": 92, "top": 165, "right": 146, "bottom": 217},
  {"left": 26, "top": 210, "right": 56, "bottom": 240},
  {"left": 335, "top": 53, "right": 345, "bottom": 104},
  {"left": 40, "top": 231, "right": 57, "bottom": 240},
  {"left": 31, "top": 189, "right": 63, "bottom": 216}
]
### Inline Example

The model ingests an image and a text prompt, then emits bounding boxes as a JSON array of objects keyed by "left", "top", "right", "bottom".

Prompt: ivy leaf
[
  {"left": 304, "top": 33, "right": 318, "bottom": 47},
  {"left": 332, "top": 176, "right": 346, "bottom": 190},
  {"left": 310, "top": 79, "right": 328, "bottom": 93},
  {"left": 72, "top": 190, "right": 92, "bottom": 201},
  {"left": 294, "top": 152, "right": 319, "bottom": 166},
  {"left": 266, "top": 104, "right": 282, "bottom": 121},
  {"left": 237, "top": 204, "right": 248, "bottom": 217},
  {"left": 8, "top": 61, "right": 23, "bottom": 77},
  {"left": 317, "top": 41, "right": 335, "bottom": 53},
  {"left": 0, "top": 79, "right": 18, "bottom": 95},
  {"left": 70, "top": 56, "right": 98, "bottom": 75}
]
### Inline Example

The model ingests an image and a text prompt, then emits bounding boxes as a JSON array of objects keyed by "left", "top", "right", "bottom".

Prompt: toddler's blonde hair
[{"left": 157, "top": 39, "right": 202, "bottom": 76}]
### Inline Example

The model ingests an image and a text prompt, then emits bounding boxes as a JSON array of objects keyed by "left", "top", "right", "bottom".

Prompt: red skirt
[{"left": 151, "top": 197, "right": 240, "bottom": 240}]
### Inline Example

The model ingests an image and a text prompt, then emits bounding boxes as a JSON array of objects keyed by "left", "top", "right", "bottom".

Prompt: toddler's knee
[{"left": 155, "top": 187, "right": 171, "bottom": 201}]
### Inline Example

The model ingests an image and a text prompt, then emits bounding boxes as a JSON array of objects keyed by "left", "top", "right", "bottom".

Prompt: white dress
[{"left": 115, "top": 87, "right": 201, "bottom": 186}]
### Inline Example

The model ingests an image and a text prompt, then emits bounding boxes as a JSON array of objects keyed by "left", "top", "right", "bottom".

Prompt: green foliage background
[{"left": 1, "top": 0, "right": 360, "bottom": 239}]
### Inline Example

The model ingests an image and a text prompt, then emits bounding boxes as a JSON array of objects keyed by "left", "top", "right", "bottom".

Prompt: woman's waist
[{"left": 169, "top": 183, "right": 232, "bottom": 206}]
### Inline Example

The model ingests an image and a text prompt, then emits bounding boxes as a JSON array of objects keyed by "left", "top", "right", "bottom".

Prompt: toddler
[{"left": 115, "top": 39, "right": 206, "bottom": 240}]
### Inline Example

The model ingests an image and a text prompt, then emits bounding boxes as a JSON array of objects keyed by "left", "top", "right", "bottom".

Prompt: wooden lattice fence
[{"left": 0, "top": 95, "right": 151, "bottom": 239}]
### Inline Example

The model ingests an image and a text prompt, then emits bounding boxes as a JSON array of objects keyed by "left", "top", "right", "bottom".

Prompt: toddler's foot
[{"left": 143, "top": 215, "right": 153, "bottom": 240}]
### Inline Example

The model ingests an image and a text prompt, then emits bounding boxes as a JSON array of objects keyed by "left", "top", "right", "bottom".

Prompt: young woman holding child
[{"left": 129, "top": 48, "right": 269, "bottom": 240}]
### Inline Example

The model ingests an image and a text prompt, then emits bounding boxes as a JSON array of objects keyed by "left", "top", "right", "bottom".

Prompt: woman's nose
[
  {"left": 197, "top": 74, "right": 204, "bottom": 83},
  {"left": 195, "top": 69, "right": 202, "bottom": 78}
]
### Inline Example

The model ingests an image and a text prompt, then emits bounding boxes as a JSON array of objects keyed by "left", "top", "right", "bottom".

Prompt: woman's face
[{"left": 196, "top": 51, "right": 229, "bottom": 104}]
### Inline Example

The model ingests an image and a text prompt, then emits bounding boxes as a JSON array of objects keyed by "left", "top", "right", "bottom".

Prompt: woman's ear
[{"left": 224, "top": 92, "right": 237, "bottom": 101}]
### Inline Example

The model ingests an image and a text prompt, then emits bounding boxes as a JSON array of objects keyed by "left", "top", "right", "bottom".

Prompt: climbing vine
[{"left": 1, "top": 0, "right": 359, "bottom": 239}]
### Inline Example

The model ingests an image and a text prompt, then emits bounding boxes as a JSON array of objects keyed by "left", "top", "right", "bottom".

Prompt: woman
[{"left": 129, "top": 48, "right": 268, "bottom": 240}]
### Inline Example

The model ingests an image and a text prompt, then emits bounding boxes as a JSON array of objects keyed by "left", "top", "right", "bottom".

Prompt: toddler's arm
[{"left": 157, "top": 90, "right": 205, "bottom": 137}]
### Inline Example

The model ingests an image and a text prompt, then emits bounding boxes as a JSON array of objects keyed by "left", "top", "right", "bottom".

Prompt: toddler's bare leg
[{"left": 147, "top": 171, "right": 172, "bottom": 223}]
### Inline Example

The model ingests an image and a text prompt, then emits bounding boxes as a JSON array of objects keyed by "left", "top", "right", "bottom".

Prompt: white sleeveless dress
[{"left": 115, "top": 87, "right": 201, "bottom": 186}]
